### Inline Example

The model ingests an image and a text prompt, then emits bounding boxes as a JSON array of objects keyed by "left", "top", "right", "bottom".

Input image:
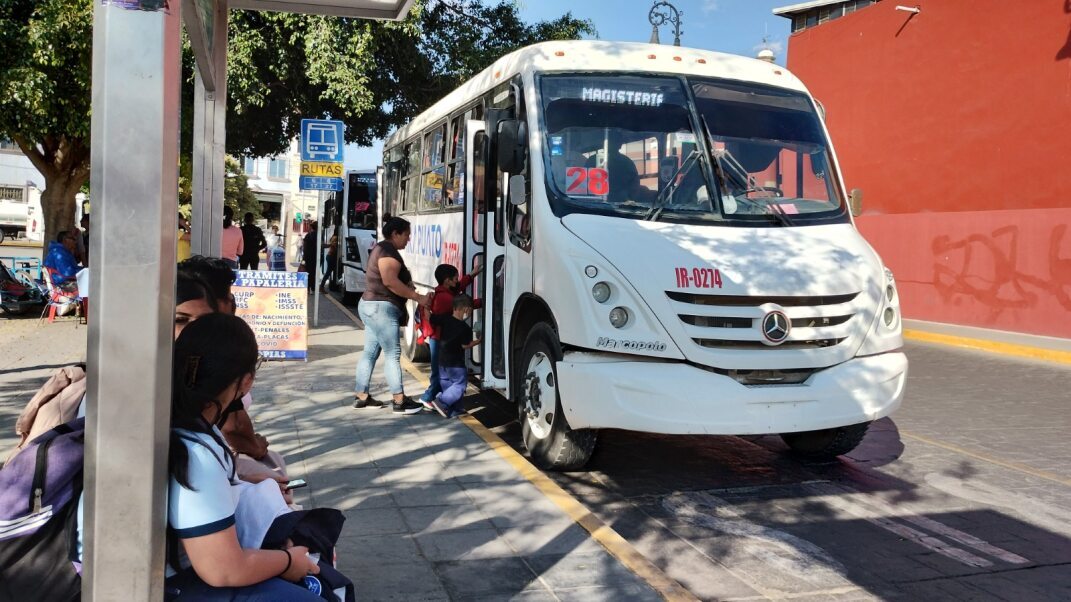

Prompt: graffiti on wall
[{"left": 932, "top": 225, "right": 1071, "bottom": 319}]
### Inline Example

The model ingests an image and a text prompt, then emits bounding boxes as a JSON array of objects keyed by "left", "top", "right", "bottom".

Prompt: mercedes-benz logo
[{"left": 761, "top": 310, "right": 790, "bottom": 344}]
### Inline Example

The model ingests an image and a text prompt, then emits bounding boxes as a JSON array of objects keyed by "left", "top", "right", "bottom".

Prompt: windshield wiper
[
  {"left": 644, "top": 149, "right": 700, "bottom": 222},
  {"left": 699, "top": 115, "right": 793, "bottom": 227}
]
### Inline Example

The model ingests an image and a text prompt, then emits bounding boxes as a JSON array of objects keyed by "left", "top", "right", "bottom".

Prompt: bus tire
[
  {"left": 401, "top": 308, "right": 429, "bottom": 363},
  {"left": 518, "top": 323, "right": 597, "bottom": 471},
  {"left": 780, "top": 422, "right": 870, "bottom": 460}
]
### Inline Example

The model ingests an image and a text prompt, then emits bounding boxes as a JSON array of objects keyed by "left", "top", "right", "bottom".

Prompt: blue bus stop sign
[{"left": 300, "top": 119, "right": 344, "bottom": 163}]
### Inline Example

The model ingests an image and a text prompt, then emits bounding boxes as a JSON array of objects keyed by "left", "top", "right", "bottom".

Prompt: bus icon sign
[{"left": 300, "top": 119, "right": 344, "bottom": 163}]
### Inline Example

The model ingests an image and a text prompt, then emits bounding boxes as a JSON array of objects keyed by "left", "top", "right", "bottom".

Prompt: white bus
[
  {"left": 382, "top": 40, "right": 907, "bottom": 469},
  {"left": 337, "top": 169, "right": 381, "bottom": 304}
]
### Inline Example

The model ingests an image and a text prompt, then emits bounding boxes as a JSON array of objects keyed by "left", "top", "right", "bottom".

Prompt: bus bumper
[{"left": 556, "top": 351, "right": 907, "bottom": 434}]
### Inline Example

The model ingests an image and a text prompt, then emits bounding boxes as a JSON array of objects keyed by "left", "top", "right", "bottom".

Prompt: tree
[
  {"left": 0, "top": 0, "right": 92, "bottom": 239},
  {"left": 192, "top": 0, "right": 595, "bottom": 158},
  {"left": 177, "top": 155, "right": 260, "bottom": 220},
  {"left": 0, "top": 0, "right": 594, "bottom": 243}
]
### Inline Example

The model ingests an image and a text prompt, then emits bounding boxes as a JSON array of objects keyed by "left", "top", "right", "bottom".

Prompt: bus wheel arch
[{"left": 513, "top": 305, "right": 597, "bottom": 470}]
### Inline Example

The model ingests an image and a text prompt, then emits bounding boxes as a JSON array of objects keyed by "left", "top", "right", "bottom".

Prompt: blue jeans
[
  {"left": 437, "top": 365, "right": 468, "bottom": 411},
  {"left": 420, "top": 338, "right": 441, "bottom": 402},
  {"left": 355, "top": 299, "right": 404, "bottom": 396}
]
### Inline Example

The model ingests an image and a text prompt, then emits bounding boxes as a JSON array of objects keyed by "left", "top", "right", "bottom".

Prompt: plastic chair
[{"left": 39, "top": 267, "right": 80, "bottom": 324}]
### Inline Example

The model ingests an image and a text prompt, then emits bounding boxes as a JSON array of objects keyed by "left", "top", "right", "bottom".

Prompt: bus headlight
[
  {"left": 585, "top": 265, "right": 598, "bottom": 278},
  {"left": 609, "top": 307, "right": 629, "bottom": 328},
  {"left": 592, "top": 282, "right": 611, "bottom": 303},
  {"left": 883, "top": 307, "right": 896, "bottom": 327}
]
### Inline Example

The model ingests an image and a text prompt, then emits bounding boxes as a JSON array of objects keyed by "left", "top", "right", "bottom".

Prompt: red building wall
[{"left": 784, "top": 0, "right": 1071, "bottom": 338}]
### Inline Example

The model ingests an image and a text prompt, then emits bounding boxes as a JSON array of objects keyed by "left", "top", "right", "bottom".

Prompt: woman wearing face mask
[
  {"left": 166, "top": 313, "right": 320, "bottom": 599},
  {"left": 173, "top": 264, "right": 292, "bottom": 503}
]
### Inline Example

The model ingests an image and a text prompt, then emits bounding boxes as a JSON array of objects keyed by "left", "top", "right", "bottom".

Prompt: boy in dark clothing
[
  {"left": 419, "top": 262, "right": 482, "bottom": 405},
  {"left": 429, "top": 295, "right": 480, "bottom": 418}
]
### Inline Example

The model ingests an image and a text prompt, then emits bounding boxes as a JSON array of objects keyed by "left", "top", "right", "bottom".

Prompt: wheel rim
[{"left": 523, "top": 351, "right": 556, "bottom": 440}]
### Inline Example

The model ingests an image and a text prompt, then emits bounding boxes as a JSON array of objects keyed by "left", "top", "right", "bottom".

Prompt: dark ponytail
[
  {"left": 223, "top": 205, "right": 234, "bottom": 229},
  {"left": 169, "top": 313, "right": 258, "bottom": 489}
]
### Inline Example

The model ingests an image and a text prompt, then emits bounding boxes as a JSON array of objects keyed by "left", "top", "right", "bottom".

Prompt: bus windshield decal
[{"left": 581, "top": 87, "right": 664, "bottom": 107}]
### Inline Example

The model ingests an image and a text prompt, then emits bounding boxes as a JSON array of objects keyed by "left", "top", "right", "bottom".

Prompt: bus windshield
[
  {"left": 346, "top": 172, "right": 377, "bottom": 230},
  {"left": 539, "top": 74, "right": 848, "bottom": 226}
]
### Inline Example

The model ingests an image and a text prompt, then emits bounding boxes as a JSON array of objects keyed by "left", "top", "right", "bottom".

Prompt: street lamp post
[{"left": 648, "top": 1, "right": 683, "bottom": 47}]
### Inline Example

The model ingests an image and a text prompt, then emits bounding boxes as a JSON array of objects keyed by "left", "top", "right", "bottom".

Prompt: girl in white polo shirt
[{"left": 165, "top": 313, "right": 320, "bottom": 600}]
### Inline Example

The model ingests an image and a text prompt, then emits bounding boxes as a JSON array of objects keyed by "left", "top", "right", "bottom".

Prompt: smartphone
[{"left": 284, "top": 478, "right": 308, "bottom": 491}]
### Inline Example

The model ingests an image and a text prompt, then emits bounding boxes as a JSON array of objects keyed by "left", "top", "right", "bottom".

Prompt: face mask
[{"left": 214, "top": 395, "right": 245, "bottom": 428}]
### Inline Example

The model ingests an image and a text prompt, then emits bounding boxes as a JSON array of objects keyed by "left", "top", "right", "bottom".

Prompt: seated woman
[
  {"left": 178, "top": 256, "right": 293, "bottom": 504},
  {"left": 166, "top": 313, "right": 320, "bottom": 599}
]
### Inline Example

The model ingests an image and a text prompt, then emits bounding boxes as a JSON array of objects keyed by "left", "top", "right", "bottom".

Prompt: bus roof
[{"left": 385, "top": 40, "right": 810, "bottom": 147}]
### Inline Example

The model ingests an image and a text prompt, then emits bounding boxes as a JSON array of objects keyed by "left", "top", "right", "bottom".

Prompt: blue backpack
[{"left": 0, "top": 418, "right": 84, "bottom": 602}]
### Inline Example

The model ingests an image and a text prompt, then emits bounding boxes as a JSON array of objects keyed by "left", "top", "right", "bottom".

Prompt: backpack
[
  {"left": 415, "top": 290, "right": 437, "bottom": 346},
  {"left": 0, "top": 418, "right": 85, "bottom": 602},
  {"left": 8, "top": 365, "right": 86, "bottom": 464}
]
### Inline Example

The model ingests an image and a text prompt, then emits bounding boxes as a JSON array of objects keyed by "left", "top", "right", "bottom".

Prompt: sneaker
[
  {"left": 448, "top": 408, "right": 468, "bottom": 419},
  {"left": 392, "top": 397, "right": 424, "bottom": 415},
  {"left": 429, "top": 399, "right": 449, "bottom": 418},
  {"left": 419, "top": 399, "right": 435, "bottom": 412},
  {"left": 353, "top": 394, "right": 386, "bottom": 409}
]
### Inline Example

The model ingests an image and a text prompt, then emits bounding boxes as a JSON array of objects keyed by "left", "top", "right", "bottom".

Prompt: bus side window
[
  {"left": 445, "top": 114, "right": 466, "bottom": 209},
  {"left": 422, "top": 123, "right": 446, "bottom": 212},
  {"left": 401, "top": 138, "right": 421, "bottom": 214}
]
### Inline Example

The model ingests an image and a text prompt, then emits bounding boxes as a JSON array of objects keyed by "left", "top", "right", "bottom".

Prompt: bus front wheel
[
  {"left": 518, "top": 324, "right": 597, "bottom": 471},
  {"left": 780, "top": 422, "right": 870, "bottom": 460}
]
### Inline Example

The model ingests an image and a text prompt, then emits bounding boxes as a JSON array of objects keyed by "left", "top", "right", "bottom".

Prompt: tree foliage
[
  {"left": 0, "top": 0, "right": 93, "bottom": 237},
  {"left": 0, "top": 0, "right": 594, "bottom": 243},
  {"left": 196, "top": 0, "right": 595, "bottom": 158},
  {"left": 178, "top": 155, "right": 260, "bottom": 220}
]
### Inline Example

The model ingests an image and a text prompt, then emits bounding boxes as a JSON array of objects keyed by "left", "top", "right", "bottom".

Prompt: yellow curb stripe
[
  {"left": 456, "top": 411, "right": 700, "bottom": 602},
  {"left": 903, "top": 329, "right": 1071, "bottom": 366},
  {"left": 899, "top": 431, "right": 1071, "bottom": 488},
  {"left": 398, "top": 358, "right": 698, "bottom": 601},
  {"left": 323, "top": 295, "right": 696, "bottom": 600}
]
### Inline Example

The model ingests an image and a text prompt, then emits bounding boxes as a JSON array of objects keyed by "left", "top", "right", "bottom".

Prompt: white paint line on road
[
  {"left": 663, "top": 491, "right": 853, "bottom": 592},
  {"left": 900, "top": 513, "right": 1029, "bottom": 565},
  {"left": 805, "top": 479, "right": 1032, "bottom": 569},
  {"left": 801, "top": 483, "right": 993, "bottom": 568},
  {"left": 925, "top": 472, "right": 1071, "bottom": 539},
  {"left": 806, "top": 482, "right": 1029, "bottom": 565}
]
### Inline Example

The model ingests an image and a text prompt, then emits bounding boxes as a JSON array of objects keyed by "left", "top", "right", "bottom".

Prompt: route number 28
[{"left": 565, "top": 167, "right": 610, "bottom": 196}]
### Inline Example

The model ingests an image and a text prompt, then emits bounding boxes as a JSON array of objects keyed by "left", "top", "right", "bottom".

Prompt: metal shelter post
[
  {"left": 190, "top": 0, "right": 229, "bottom": 257},
  {"left": 313, "top": 192, "right": 323, "bottom": 326},
  {"left": 84, "top": 1, "right": 181, "bottom": 598}
]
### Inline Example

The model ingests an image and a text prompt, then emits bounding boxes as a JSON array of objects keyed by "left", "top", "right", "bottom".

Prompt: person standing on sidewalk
[
  {"left": 221, "top": 206, "right": 244, "bottom": 269},
  {"left": 320, "top": 230, "right": 338, "bottom": 292},
  {"left": 353, "top": 216, "right": 430, "bottom": 415},
  {"left": 239, "top": 213, "right": 267, "bottom": 270},
  {"left": 301, "top": 220, "right": 319, "bottom": 292}
]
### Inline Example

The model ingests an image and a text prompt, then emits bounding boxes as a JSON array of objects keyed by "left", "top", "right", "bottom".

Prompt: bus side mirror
[
  {"left": 497, "top": 119, "right": 528, "bottom": 174},
  {"left": 849, "top": 188, "right": 863, "bottom": 217}
]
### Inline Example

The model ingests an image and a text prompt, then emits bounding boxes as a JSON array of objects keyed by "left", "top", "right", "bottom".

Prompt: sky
[{"left": 343, "top": 0, "right": 794, "bottom": 171}]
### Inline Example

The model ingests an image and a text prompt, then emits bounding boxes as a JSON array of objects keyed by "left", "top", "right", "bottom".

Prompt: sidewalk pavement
[
  {"left": 0, "top": 299, "right": 660, "bottom": 600},
  {"left": 255, "top": 296, "right": 662, "bottom": 601}
]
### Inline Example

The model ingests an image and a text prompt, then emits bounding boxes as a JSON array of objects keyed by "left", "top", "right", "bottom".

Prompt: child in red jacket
[{"left": 419, "top": 262, "right": 482, "bottom": 406}]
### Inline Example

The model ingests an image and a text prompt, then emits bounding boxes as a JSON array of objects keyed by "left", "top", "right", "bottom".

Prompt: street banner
[{"left": 233, "top": 270, "right": 308, "bottom": 360}]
